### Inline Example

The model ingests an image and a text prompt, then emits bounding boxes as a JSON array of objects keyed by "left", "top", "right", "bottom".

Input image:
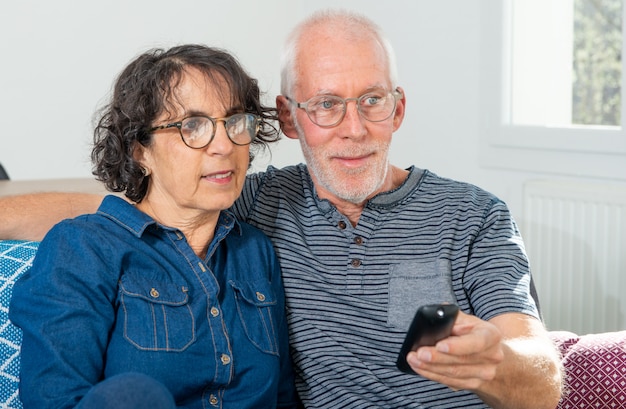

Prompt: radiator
[{"left": 522, "top": 180, "right": 626, "bottom": 335}]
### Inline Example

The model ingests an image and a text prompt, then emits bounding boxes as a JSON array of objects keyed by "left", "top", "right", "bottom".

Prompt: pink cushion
[{"left": 550, "top": 330, "right": 626, "bottom": 408}]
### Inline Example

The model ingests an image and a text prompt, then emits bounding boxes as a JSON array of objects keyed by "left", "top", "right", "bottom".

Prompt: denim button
[
  {"left": 210, "top": 307, "right": 219, "bottom": 317},
  {"left": 220, "top": 354, "right": 231, "bottom": 365},
  {"left": 255, "top": 292, "right": 266, "bottom": 302},
  {"left": 149, "top": 288, "right": 159, "bottom": 298},
  {"left": 209, "top": 394, "right": 218, "bottom": 406}
]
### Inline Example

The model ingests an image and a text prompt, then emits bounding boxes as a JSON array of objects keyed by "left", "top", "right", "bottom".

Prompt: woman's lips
[{"left": 203, "top": 170, "right": 233, "bottom": 183}]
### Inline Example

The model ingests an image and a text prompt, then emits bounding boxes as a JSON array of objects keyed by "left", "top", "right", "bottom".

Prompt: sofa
[
  {"left": 0, "top": 240, "right": 36, "bottom": 408},
  {"left": 1, "top": 178, "right": 625, "bottom": 408},
  {"left": 1, "top": 239, "right": 625, "bottom": 408}
]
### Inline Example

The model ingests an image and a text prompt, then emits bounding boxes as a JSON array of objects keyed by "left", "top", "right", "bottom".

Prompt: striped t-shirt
[{"left": 231, "top": 164, "right": 538, "bottom": 409}]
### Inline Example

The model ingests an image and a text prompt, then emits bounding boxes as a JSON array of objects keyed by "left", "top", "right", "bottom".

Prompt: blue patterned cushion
[{"left": 0, "top": 240, "right": 39, "bottom": 409}]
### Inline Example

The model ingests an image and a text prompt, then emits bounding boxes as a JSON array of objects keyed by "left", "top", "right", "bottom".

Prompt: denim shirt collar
[{"left": 97, "top": 195, "right": 242, "bottom": 238}]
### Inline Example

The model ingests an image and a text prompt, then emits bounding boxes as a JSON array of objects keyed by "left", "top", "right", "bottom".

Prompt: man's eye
[
  {"left": 314, "top": 98, "right": 341, "bottom": 110},
  {"left": 362, "top": 94, "right": 383, "bottom": 106}
]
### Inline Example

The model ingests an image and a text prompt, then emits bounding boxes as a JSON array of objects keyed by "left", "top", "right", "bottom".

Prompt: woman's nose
[{"left": 207, "top": 122, "right": 235, "bottom": 154}]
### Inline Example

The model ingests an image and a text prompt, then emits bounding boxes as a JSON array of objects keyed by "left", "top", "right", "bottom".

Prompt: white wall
[
  {"left": 2, "top": 0, "right": 624, "bottom": 236},
  {"left": 1, "top": 1, "right": 485, "bottom": 181},
  {"left": 4, "top": 0, "right": 624, "bottom": 217},
  {"left": 0, "top": 0, "right": 298, "bottom": 179},
  {"left": 3, "top": 0, "right": 626, "bottom": 332}
]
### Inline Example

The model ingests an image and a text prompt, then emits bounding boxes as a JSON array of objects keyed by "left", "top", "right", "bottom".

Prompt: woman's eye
[{"left": 183, "top": 118, "right": 201, "bottom": 132}]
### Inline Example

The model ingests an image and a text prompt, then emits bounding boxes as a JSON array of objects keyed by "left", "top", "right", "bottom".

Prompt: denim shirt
[{"left": 10, "top": 195, "right": 298, "bottom": 409}]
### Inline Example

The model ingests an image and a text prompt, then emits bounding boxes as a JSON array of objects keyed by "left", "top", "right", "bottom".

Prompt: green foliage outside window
[{"left": 573, "top": 0, "right": 622, "bottom": 126}]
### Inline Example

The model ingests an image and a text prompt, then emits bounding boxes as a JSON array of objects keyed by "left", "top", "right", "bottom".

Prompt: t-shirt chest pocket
[
  {"left": 119, "top": 275, "right": 195, "bottom": 352},
  {"left": 387, "top": 259, "right": 457, "bottom": 330}
]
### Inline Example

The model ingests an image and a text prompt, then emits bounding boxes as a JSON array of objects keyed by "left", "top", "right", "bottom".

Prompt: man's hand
[
  {"left": 406, "top": 311, "right": 563, "bottom": 409},
  {"left": 406, "top": 311, "right": 503, "bottom": 391}
]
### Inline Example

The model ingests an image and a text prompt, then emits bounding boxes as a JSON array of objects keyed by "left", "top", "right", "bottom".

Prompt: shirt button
[
  {"left": 210, "top": 307, "right": 220, "bottom": 317},
  {"left": 338, "top": 220, "right": 347, "bottom": 229},
  {"left": 354, "top": 236, "right": 363, "bottom": 245},
  {"left": 209, "top": 394, "right": 218, "bottom": 406},
  {"left": 221, "top": 354, "right": 231, "bottom": 365},
  {"left": 150, "top": 288, "right": 159, "bottom": 298},
  {"left": 351, "top": 259, "right": 362, "bottom": 267},
  {"left": 256, "top": 292, "right": 266, "bottom": 301}
]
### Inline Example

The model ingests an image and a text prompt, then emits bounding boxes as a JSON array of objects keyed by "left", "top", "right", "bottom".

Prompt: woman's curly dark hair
[{"left": 91, "top": 44, "right": 279, "bottom": 203}]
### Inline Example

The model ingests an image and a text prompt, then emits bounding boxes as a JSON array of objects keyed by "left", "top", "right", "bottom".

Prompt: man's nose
[{"left": 341, "top": 99, "right": 367, "bottom": 136}]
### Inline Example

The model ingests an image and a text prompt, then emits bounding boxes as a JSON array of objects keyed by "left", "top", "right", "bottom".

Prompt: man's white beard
[{"left": 294, "top": 119, "right": 389, "bottom": 205}]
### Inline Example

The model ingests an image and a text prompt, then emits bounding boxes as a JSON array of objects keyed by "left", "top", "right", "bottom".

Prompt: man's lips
[{"left": 333, "top": 153, "right": 372, "bottom": 167}]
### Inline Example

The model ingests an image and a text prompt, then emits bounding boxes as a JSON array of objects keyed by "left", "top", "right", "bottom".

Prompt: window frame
[{"left": 480, "top": 0, "right": 626, "bottom": 181}]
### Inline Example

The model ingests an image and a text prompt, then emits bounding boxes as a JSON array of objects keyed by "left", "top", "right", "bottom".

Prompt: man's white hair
[{"left": 279, "top": 8, "right": 398, "bottom": 98}]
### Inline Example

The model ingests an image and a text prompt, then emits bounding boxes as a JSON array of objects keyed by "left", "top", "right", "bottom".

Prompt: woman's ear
[
  {"left": 276, "top": 95, "right": 298, "bottom": 139},
  {"left": 133, "top": 142, "right": 150, "bottom": 173}
]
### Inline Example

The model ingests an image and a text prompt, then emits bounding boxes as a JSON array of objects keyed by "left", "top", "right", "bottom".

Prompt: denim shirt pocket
[
  {"left": 229, "top": 279, "right": 280, "bottom": 356},
  {"left": 119, "top": 274, "right": 195, "bottom": 352},
  {"left": 387, "top": 259, "right": 457, "bottom": 330}
]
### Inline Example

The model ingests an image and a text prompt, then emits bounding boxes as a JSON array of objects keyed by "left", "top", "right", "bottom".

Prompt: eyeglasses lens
[
  {"left": 181, "top": 117, "right": 212, "bottom": 148},
  {"left": 225, "top": 114, "right": 254, "bottom": 143}
]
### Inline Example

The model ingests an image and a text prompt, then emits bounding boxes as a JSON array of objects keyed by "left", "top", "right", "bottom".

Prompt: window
[
  {"left": 480, "top": 0, "right": 626, "bottom": 179},
  {"left": 511, "top": 0, "right": 622, "bottom": 127}
]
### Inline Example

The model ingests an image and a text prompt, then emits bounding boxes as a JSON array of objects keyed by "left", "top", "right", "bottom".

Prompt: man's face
[{"left": 287, "top": 35, "right": 404, "bottom": 205}]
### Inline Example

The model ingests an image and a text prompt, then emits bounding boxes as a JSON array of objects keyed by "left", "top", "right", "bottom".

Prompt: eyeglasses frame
[
  {"left": 148, "top": 113, "right": 260, "bottom": 149},
  {"left": 285, "top": 88, "right": 403, "bottom": 128}
]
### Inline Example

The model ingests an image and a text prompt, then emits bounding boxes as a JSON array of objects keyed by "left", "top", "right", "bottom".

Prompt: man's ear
[
  {"left": 392, "top": 86, "right": 406, "bottom": 132},
  {"left": 276, "top": 95, "right": 299, "bottom": 139}
]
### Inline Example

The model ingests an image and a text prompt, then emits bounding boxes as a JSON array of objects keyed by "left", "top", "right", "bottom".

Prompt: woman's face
[{"left": 135, "top": 67, "right": 250, "bottom": 225}]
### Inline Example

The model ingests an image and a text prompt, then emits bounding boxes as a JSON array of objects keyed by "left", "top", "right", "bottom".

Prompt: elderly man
[{"left": 1, "top": 9, "right": 561, "bottom": 409}]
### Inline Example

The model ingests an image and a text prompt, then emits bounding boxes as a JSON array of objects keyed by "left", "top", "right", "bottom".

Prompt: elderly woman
[{"left": 10, "top": 44, "right": 299, "bottom": 409}]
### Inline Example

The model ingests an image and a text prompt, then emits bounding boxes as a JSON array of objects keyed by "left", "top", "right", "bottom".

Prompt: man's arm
[
  {"left": 0, "top": 193, "right": 104, "bottom": 241},
  {"left": 407, "top": 311, "right": 563, "bottom": 409}
]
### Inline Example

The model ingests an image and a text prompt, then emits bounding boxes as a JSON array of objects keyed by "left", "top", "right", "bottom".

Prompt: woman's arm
[{"left": 9, "top": 221, "right": 119, "bottom": 408}]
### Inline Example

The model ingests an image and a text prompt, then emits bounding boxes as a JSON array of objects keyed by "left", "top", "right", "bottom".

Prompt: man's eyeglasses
[
  {"left": 149, "top": 113, "right": 260, "bottom": 149},
  {"left": 285, "top": 88, "right": 403, "bottom": 128}
]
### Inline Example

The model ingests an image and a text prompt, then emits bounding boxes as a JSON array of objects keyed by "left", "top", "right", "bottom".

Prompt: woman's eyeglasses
[{"left": 149, "top": 113, "right": 260, "bottom": 149}]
